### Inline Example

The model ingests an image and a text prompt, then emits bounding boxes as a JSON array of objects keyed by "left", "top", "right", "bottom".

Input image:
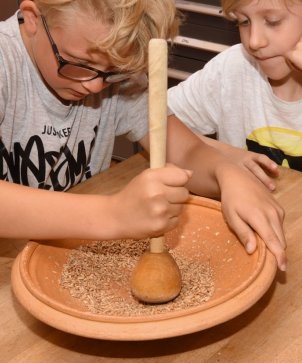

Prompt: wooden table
[{"left": 1, "top": 153, "right": 302, "bottom": 363}]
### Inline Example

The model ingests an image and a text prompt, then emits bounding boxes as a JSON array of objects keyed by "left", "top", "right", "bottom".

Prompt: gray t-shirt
[{"left": 0, "top": 12, "right": 148, "bottom": 190}]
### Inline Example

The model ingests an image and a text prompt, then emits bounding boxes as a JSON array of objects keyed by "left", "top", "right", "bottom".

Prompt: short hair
[
  {"left": 34, "top": 0, "right": 181, "bottom": 74},
  {"left": 221, "top": 0, "right": 297, "bottom": 19},
  {"left": 221, "top": 0, "right": 249, "bottom": 19}
]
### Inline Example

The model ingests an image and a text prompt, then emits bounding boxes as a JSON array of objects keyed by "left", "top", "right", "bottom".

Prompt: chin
[
  {"left": 260, "top": 58, "right": 292, "bottom": 81},
  {"left": 261, "top": 67, "right": 292, "bottom": 82},
  {"left": 56, "top": 91, "right": 84, "bottom": 103}
]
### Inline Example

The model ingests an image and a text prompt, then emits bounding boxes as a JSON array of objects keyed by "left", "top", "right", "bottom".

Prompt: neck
[{"left": 270, "top": 72, "right": 302, "bottom": 102}]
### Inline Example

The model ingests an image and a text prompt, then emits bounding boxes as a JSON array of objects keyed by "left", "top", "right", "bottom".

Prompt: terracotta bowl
[{"left": 11, "top": 196, "right": 277, "bottom": 341}]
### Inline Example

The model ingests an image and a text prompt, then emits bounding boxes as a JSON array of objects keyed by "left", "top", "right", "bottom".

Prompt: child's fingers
[
  {"left": 245, "top": 162, "right": 276, "bottom": 191},
  {"left": 286, "top": 57, "right": 302, "bottom": 72},
  {"left": 160, "top": 164, "right": 193, "bottom": 186},
  {"left": 286, "top": 42, "right": 302, "bottom": 71},
  {"left": 243, "top": 155, "right": 279, "bottom": 191},
  {"left": 224, "top": 208, "right": 286, "bottom": 271},
  {"left": 255, "top": 230, "right": 287, "bottom": 271},
  {"left": 254, "top": 215, "right": 286, "bottom": 266},
  {"left": 164, "top": 186, "right": 190, "bottom": 204},
  {"left": 226, "top": 212, "right": 258, "bottom": 253},
  {"left": 244, "top": 212, "right": 287, "bottom": 271},
  {"left": 141, "top": 167, "right": 191, "bottom": 203},
  {"left": 150, "top": 215, "right": 181, "bottom": 236},
  {"left": 244, "top": 203, "right": 286, "bottom": 249},
  {"left": 255, "top": 155, "right": 279, "bottom": 176},
  {"left": 261, "top": 235, "right": 287, "bottom": 271}
]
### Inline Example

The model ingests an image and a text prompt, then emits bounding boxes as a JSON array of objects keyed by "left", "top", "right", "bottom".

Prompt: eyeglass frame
[{"left": 40, "top": 15, "right": 130, "bottom": 83}]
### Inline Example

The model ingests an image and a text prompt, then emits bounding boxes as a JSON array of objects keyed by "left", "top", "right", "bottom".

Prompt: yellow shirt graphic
[{"left": 247, "top": 127, "right": 302, "bottom": 170}]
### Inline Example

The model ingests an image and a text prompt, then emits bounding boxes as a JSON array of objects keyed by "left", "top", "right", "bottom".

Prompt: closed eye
[{"left": 265, "top": 19, "right": 282, "bottom": 26}]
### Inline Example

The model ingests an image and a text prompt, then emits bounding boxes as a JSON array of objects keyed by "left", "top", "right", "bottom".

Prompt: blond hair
[
  {"left": 33, "top": 0, "right": 180, "bottom": 73},
  {"left": 222, "top": 0, "right": 297, "bottom": 19},
  {"left": 221, "top": 0, "right": 243, "bottom": 19}
]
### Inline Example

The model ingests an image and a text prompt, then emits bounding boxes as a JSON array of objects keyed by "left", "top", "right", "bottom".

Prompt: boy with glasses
[{"left": 0, "top": 0, "right": 286, "bottom": 270}]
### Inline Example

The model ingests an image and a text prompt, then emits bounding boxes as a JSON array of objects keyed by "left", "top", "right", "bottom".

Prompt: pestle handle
[
  {"left": 149, "top": 39, "right": 167, "bottom": 170},
  {"left": 148, "top": 39, "right": 168, "bottom": 254},
  {"left": 131, "top": 40, "right": 182, "bottom": 303}
]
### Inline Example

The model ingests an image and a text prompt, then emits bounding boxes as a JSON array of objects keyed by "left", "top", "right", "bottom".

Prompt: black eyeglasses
[{"left": 41, "top": 15, "right": 130, "bottom": 83}]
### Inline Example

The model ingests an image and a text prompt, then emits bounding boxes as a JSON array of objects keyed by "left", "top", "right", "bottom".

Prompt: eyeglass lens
[
  {"left": 58, "top": 64, "right": 98, "bottom": 81},
  {"left": 59, "top": 64, "right": 131, "bottom": 83}
]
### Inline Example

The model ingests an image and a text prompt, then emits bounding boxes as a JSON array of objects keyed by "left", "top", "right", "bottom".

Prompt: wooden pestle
[{"left": 131, "top": 39, "right": 182, "bottom": 304}]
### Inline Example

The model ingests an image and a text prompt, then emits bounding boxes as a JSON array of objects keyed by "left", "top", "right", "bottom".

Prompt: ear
[{"left": 20, "top": 0, "right": 41, "bottom": 35}]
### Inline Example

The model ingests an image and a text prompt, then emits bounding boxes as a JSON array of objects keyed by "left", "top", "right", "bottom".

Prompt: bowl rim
[{"left": 11, "top": 196, "right": 277, "bottom": 340}]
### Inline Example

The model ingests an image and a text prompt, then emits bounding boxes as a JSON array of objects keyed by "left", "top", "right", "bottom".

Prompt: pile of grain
[{"left": 60, "top": 239, "right": 214, "bottom": 316}]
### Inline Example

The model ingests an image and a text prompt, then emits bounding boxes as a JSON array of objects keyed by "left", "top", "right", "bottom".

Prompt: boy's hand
[
  {"left": 197, "top": 135, "right": 279, "bottom": 191},
  {"left": 223, "top": 147, "right": 279, "bottom": 191},
  {"left": 217, "top": 163, "right": 287, "bottom": 271},
  {"left": 286, "top": 37, "right": 302, "bottom": 71},
  {"left": 110, "top": 164, "right": 192, "bottom": 239}
]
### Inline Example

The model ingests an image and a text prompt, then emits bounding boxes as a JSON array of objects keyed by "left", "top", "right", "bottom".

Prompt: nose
[
  {"left": 81, "top": 77, "right": 107, "bottom": 94},
  {"left": 248, "top": 24, "right": 268, "bottom": 51}
]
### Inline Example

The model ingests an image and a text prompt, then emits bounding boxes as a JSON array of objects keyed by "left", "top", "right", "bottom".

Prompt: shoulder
[
  {"left": 200, "top": 44, "right": 262, "bottom": 90},
  {"left": 0, "top": 12, "right": 20, "bottom": 40},
  {"left": 204, "top": 44, "right": 253, "bottom": 74},
  {"left": 0, "top": 13, "right": 24, "bottom": 62}
]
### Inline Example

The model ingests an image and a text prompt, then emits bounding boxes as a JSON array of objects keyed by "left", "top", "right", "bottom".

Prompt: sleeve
[
  {"left": 0, "top": 51, "right": 7, "bottom": 127},
  {"left": 114, "top": 85, "right": 149, "bottom": 142},
  {"left": 167, "top": 52, "right": 226, "bottom": 136}
]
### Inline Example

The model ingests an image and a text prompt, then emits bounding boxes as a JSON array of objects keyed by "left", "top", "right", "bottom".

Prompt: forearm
[
  {"left": 170, "top": 142, "right": 230, "bottom": 199},
  {"left": 197, "top": 133, "right": 236, "bottom": 153},
  {"left": 0, "top": 180, "right": 123, "bottom": 240},
  {"left": 165, "top": 116, "right": 230, "bottom": 198}
]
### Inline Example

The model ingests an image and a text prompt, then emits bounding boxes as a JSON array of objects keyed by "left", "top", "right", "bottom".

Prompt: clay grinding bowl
[{"left": 11, "top": 196, "right": 277, "bottom": 341}]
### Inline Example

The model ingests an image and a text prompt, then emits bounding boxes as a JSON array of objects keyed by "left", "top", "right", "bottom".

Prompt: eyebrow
[
  {"left": 236, "top": 4, "right": 288, "bottom": 14},
  {"left": 234, "top": 7, "right": 288, "bottom": 20}
]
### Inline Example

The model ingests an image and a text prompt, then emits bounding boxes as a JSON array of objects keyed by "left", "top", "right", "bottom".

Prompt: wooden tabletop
[{"left": 1, "top": 152, "right": 302, "bottom": 363}]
